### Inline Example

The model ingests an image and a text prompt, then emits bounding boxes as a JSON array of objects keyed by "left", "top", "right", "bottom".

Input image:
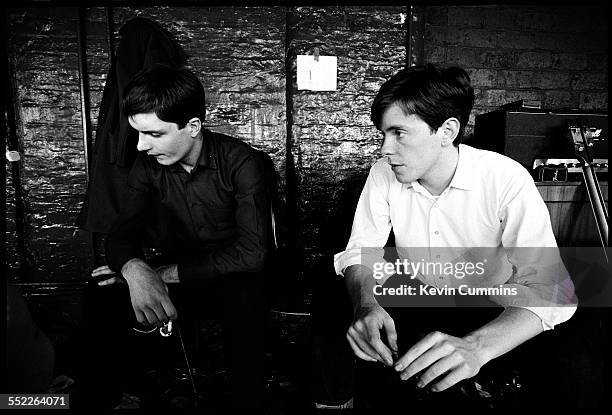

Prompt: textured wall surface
[
  {"left": 6, "top": 8, "right": 107, "bottom": 282},
  {"left": 6, "top": 6, "right": 286, "bottom": 282},
  {"left": 5, "top": 5, "right": 609, "bottom": 285},
  {"left": 288, "top": 6, "right": 406, "bottom": 272},
  {"left": 110, "top": 7, "right": 287, "bottom": 177},
  {"left": 423, "top": 5, "right": 608, "bottom": 138}
]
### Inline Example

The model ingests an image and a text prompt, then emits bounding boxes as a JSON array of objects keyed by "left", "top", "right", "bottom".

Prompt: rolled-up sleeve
[
  {"left": 333, "top": 161, "right": 393, "bottom": 278},
  {"left": 497, "top": 169, "right": 578, "bottom": 330}
]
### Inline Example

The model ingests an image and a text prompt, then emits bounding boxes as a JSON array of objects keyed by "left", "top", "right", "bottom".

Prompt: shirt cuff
[
  {"left": 333, "top": 249, "right": 361, "bottom": 276},
  {"left": 177, "top": 255, "right": 217, "bottom": 283},
  {"left": 519, "top": 305, "right": 577, "bottom": 331},
  {"left": 105, "top": 244, "right": 145, "bottom": 274},
  {"left": 333, "top": 247, "right": 395, "bottom": 283}
]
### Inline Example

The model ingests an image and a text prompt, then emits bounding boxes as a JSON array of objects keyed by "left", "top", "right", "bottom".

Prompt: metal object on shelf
[
  {"left": 533, "top": 158, "right": 607, "bottom": 182},
  {"left": 568, "top": 122, "right": 608, "bottom": 251}
]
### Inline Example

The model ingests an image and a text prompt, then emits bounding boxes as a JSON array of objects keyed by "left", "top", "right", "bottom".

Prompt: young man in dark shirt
[{"left": 80, "top": 64, "right": 270, "bottom": 410}]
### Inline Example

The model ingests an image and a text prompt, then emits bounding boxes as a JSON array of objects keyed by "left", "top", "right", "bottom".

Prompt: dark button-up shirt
[{"left": 105, "top": 129, "right": 270, "bottom": 283}]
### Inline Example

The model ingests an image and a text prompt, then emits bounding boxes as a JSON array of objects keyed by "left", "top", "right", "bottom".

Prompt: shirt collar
[
  {"left": 448, "top": 144, "right": 475, "bottom": 190},
  {"left": 169, "top": 129, "right": 218, "bottom": 173},
  {"left": 196, "top": 129, "right": 218, "bottom": 169},
  {"left": 402, "top": 144, "right": 475, "bottom": 192}
]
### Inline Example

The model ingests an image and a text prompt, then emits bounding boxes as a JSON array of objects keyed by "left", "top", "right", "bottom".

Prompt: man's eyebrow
[
  {"left": 141, "top": 129, "right": 165, "bottom": 134},
  {"left": 382, "top": 124, "right": 411, "bottom": 132}
]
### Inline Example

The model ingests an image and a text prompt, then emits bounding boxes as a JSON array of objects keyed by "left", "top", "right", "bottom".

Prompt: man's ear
[
  {"left": 187, "top": 117, "right": 202, "bottom": 137},
  {"left": 439, "top": 117, "right": 460, "bottom": 147}
]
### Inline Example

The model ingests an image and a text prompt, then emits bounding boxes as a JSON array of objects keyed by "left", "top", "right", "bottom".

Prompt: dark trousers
[
  {"left": 75, "top": 272, "right": 267, "bottom": 410},
  {"left": 311, "top": 273, "right": 609, "bottom": 410}
]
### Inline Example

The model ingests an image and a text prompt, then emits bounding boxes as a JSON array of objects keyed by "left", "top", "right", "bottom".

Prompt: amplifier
[
  {"left": 471, "top": 110, "right": 608, "bottom": 169},
  {"left": 472, "top": 110, "right": 608, "bottom": 244}
]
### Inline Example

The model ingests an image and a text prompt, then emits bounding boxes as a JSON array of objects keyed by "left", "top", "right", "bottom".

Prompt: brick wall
[
  {"left": 289, "top": 6, "right": 406, "bottom": 273},
  {"left": 6, "top": 8, "right": 103, "bottom": 281},
  {"left": 5, "top": 5, "right": 608, "bottom": 285},
  {"left": 424, "top": 4, "right": 608, "bottom": 138},
  {"left": 6, "top": 6, "right": 286, "bottom": 282}
]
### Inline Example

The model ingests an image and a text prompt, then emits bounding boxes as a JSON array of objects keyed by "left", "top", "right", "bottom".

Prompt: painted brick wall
[
  {"left": 5, "top": 5, "right": 609, "bottom": 285},
  {"left": 289, "top": 6, "right": 406, "bottom": 273},
  {"left": 109, "top": 7, "right": 287, "bottom": 174},
  {"left": 424, "top": 4, "right": 608, "bottom": 138},
  {"left": 6, "top": 6, "right": 286, "bottom": 282},
  {"left": 6, "top": 8, "right": 106, "bottom": 282}
]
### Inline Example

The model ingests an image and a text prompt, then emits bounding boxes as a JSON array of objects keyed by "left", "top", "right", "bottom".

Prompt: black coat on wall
[{"left": 76, "top": 18, "right": 186, "bottom": 233}]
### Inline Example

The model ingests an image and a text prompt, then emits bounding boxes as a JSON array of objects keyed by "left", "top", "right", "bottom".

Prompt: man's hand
[
  {"left": 156, "top": 264, "right": 180, "bottom": 284},
  {"left": 347, "top": 303, "right": 398, "bottom": 366},
  {"left": 121, "top": 258, "right": 178, "bottom": 327},
  {"left": 91, "top": 264, "right": 179, "bottom": 285},
  {"left": 394, "top": 331, "right": 487, "bottom": 392},
  {"left": 91, "top": 265, "right": 125, "bottom": 286}
]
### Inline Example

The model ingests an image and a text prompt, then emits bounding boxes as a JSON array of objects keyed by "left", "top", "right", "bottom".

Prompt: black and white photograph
[{"left": 2, "top": 1, "right": 609, "bottom": 412}]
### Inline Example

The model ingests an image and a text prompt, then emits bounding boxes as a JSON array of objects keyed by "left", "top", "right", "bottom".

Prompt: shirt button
[
  {"left": 434, "top": 231, "right": 439, "bottom": 235},
  {"left": 436, "top": 255, "right": 441, "bottom": 259}
]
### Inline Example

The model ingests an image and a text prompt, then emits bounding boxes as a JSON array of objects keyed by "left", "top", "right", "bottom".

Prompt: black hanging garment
[{"left": 76, "top": 18, "right": 186, "bottom": 233}]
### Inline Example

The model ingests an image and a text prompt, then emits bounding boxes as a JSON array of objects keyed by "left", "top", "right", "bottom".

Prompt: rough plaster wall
[
  {"left": 6, "top": 8, "right": 107, "bottom": 281},
  {"left": 111, "top": 7, "right": 287, "bottom": 184},
  {"left": 288, "top": 6, "right": 406, "bottom": 273},
  {"left": 6, "top": 6, "right": 286, "bottom": 281},
  {"left": 424, "top": 4, "right": 608, "bottom": 139},
  {"left": 5, "top": 5, "right": 609, "bottom": 284},
  {"left": 5, "top": 167, "right": 20, "bottom": 280}
]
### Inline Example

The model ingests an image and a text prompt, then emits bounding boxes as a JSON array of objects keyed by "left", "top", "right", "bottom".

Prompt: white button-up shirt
[{"left": 334, "top": 144, "right": 577, "bottom": 330}]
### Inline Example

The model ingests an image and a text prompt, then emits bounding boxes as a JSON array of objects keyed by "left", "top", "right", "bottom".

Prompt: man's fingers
[
  {"left": 382, "top": 316, "right": 398, "bottom": 354},
  {"left": 366, "top": 321, "right": 393, "bottom": 366},
  {"left": 346, "top": 333, "right": 377, "bottom": 362},
  {"left": 141, "top": 307, "right": 162, "bottom": 327},
  {"left": 395, "top": 331, "right": 443, "bottom": 371},
  {"left": 148, "top": 302, "right": 171, "bottom": 326},
  {"left": 98, "top": 277, "right": 119, "bottom": 286},
  {"left": 348, "top": 326, "right": 384, "bottom": 363},
  {"left": 370, "top": 338, "right": 394, "bottom": 366},
  {"left": 133, "top": 309, "right": 148, "bottom": 326},
  {"left": 431, "top": 363, "right": 472, "bottom": 392},
  {"left": 91, "top": 265, "right": 114, "bottom": 277},
  {"left": 400, "top": 343, "right": 452, "bottom": 381},
  {"left": 161, "top": 298, "right": 178, "bottom": 321},
  {"left": 417, "top": 353, "right": 461, "bottom": 388}
]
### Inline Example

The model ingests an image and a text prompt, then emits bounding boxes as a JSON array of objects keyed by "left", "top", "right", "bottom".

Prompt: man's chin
[
  {"left": 153, "top": 155, "right": 172, "bottom": 165},
  {"left": 393, "top": 172, "right": 415, "bottom": 184}
]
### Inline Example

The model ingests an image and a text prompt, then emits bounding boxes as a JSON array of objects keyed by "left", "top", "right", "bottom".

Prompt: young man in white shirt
[{"left": 314, "top": 64, "right": 577, "bottom": 409}]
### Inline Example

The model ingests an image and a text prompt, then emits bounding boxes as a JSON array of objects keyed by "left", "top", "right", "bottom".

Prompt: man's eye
[
  {"left": 150, "top": 133, "right": 161, "bottom": 138},
  {"left": 396, "top": 130, "right": 408, "bottom": 139}
]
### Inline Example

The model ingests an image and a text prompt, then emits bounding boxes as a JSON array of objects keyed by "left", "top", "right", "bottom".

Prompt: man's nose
[
  {"left": 136, "top": 134, "right": 151, "bottom": 152},
  {"left": 380, "top": 135, "right": 395, "bottom": 156}
]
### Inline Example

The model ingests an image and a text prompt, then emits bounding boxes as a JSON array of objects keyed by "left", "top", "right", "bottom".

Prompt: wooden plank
[{"left": 538, "top": 183, "right": 609, "bottom": 244}]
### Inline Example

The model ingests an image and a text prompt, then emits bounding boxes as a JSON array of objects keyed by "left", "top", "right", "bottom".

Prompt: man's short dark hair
[
  {"left": 123, "top": 64, "right": 206, "bottom": 129},
  {"left": 371, "top": 63, "right": 474, "bottom": 146}
]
